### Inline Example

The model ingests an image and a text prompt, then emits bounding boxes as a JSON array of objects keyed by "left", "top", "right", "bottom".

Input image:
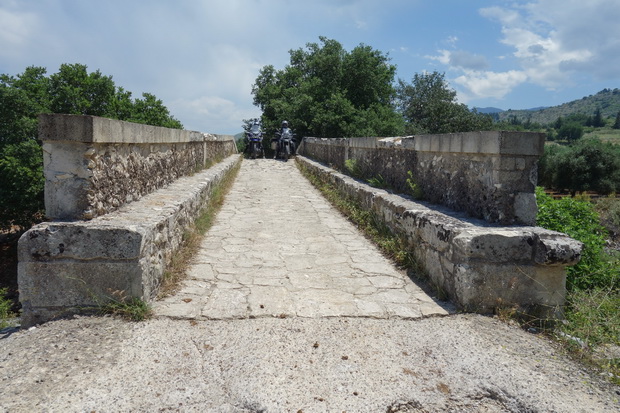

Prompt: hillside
[{"left": 496, "top": 88, "right": 620, "bottom": 125}]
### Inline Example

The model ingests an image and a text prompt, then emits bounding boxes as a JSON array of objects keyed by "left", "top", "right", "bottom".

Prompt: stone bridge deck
[{"left": 155, "top": 159, "right": 453, "bottom": 320}]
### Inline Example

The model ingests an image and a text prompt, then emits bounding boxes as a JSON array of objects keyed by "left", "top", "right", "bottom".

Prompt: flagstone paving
[{"left": 154, "top": 158, "right": 453, "bottom": 320}]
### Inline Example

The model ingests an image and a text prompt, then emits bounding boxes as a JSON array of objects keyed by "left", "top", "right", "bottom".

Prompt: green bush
[
  {"left": 0, "top": 287, "right": 14, "bottom": 329},
  {"left": 406, "top": 170, "right": 424, "bottom": 200},
  {"left": 536, "top": 187, "right": 618, "bottom": 291},
  {"left": 538, "top": 139, "right": 620, "bottom": 194},
  {"left": 367, "top": 174, "right": 388, "bottom": 189},
  {"left": 344, "top": 158, "right": 364, "bottom": 179},
  {"left": 557, "top": 121, "right": 584, "bottom": 141},
  {"left": 562, "top": 288, "right": 620, "bottom": 347}
]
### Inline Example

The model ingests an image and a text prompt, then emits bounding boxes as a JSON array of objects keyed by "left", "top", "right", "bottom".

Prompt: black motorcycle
[
  {"left": 275, "top": 128, "right": 295, "bottom": 161},
  {"left": 245, "top": 121, "right": 264, "bottom": 159}
]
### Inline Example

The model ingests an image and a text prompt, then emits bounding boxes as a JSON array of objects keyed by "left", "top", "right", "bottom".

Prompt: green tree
[
  {"left": 557, "top": 122, "right": 584, "bottom": 142},
  {"left": 127, "top": 93, "right": 183, "bottom": 129},
  {"left": 0, "top": 66, "right": 49, "bottom": 145},
  {"left": 396, "top": 71, "right": 492, "bottom": 134},
  {"left": 592, "top": 108, "right": 605, "bottom": 127},
  {"left": 587, "top": 108, "right": 605, "bottom": 127},
  {"left": 49, "top": 63, "right": 116, "bottom": 116},
  {"left": 109, "top": 87, "right": 135, "bottom": 121},
  {"left": 0, "top": 139, "right": 44, "bottom": 228},
  {"left": 252, "top": 37, "right": 404, "bottom": 138},
  {"left": 613, "top": 111, "right": 620, "bottom": 129}
]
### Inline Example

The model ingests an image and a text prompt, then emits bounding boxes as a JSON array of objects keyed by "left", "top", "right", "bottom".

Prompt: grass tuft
[{"left": 98, "top": 290, "right": 152, "bottom": 322}]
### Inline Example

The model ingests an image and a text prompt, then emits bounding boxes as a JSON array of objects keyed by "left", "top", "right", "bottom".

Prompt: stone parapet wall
[
  {"left": 19, "top": 154, "right": 241, "bottom": 327},
  {"left": 19, "top": 114, "right": 240, "bottom": 326},
  {"left": 299, "top": 131, "right": 545, "bottom": 225},
  {"left": 297, "top": 156, "right": 583, "bottom": 318},
  {"left": 39, "top": 114, "right": 237, "bottom": 220}
]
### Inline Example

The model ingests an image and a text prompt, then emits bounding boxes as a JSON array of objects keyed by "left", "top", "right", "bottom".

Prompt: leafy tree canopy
[
  {"left": 0, "top": 63, "right": 183, "bottom": 230},
  {"left": 396, "top": 71, "right": 493, "bottom": 134},
  {"left": 252, "top": 37, "right": 405, "bottom": 138}
]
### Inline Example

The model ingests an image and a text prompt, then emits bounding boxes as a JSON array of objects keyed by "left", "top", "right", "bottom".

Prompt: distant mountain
[
  {"left": 496, "top": 88, "right": 620, "bottom": 125},
  {"left": 473, "top": 106, "right": 549, "bottom": 114},
  {"left": 474, "top": 107, "right": 504, "bottom": 114}
]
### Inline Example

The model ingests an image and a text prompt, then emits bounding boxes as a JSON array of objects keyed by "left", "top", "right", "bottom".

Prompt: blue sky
[{"left": 2, "top": 0, "right": 619, "bottom": 134}]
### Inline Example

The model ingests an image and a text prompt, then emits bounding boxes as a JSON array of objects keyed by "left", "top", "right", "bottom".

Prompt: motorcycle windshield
[
  {"left": 281, "top": 128, "right": 292, "bottom": 139},
  {"left": 251, "top": 124, "right": 261, "bottom": 134}
]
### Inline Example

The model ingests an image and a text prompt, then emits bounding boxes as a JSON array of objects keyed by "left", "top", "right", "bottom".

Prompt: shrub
[
  {"left": 406, "top": 170, "right": 424, "bottom": 200},
  {"left": 595, "top": 195, "right": 620, "bottom": 239},
  {"left": 562, "top": 288, "right": 620, "bottom": 347},
  {"left": 536, "top": 187, "right": 618, "bottom": 291},
  {"left": 344, "top": 158, "right": 365, "bottom": 179},
  {"left": 367, "top": 174, "right": 387, "bottom": 189},
  {"left": 557, "top": 122, "right": 584, "bottom": 141},
  {"left": 538, "top": 138, "right": 620, "bottom": 194}
]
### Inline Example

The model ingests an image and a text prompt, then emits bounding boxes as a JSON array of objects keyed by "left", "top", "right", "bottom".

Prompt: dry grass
[{"left": 157, "top": 161, "right": 241, "bottom": 298}]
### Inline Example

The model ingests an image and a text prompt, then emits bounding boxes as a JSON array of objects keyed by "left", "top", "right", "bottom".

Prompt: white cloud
[
  {"left": 170, "top": 95, "right": 260, "bottom": 134},
  {"left": 454, "top": 70, "right": 528, "bottom": 101},
  {"left": 427, "top": 50, "right": 451, "bottom": 65},
  {"left": 479, "top": 0, "right": 619, "bottom": 87},
  {"left": 0, "top": 0, "right": 423, "bottom": 134},
  {"left": 0, "top": 3, "right": 37, "bottom": 60},
  {"left": 431, "top": 1, "right": 620, "bottom": 105}
]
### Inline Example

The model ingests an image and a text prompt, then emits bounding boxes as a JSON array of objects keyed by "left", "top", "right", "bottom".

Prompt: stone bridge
[{"left": 17, "top": 115, "right": 582, "bottom": 327}]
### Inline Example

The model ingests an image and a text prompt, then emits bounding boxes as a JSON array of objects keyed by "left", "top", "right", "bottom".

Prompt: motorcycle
[
  {"left": 275, "top": 127, "right": 295, "bottom": 161},
  {"left": 245, "top": 121, "right": 264, "bottom": 159}
]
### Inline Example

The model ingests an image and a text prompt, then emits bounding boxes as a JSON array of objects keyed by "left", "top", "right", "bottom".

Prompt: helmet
[{"left": 281, "top": 120, "right": 289, "bottom": 128}]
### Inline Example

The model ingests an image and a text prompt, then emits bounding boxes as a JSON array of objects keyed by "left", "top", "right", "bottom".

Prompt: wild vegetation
[
  {"left": 536, "top": 189, "right": 619, "bottom": 381},
  {"left": 421, "top": 83, "right": 620, "bottom": 380},
  {"left": 0, "top": 287, "right": 13, "bottom": 329},
  {"left": 539, "top": 138, "right": 620, "bottom": 194}
]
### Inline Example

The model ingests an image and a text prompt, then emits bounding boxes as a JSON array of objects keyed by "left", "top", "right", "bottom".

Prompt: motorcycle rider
[
  {"left": 244, "top": 119, "right": 263, "bottom": 156},
  {"left": 272, "top": 120, "right": 296, "bottom": 158}
]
